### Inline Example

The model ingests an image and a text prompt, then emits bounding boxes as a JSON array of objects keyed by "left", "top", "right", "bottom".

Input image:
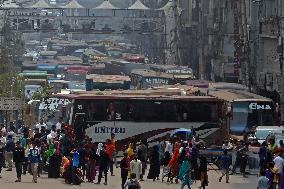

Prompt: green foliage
[
  {"left": 31, "top": 84, "right": 53, "bottom": 100},
  {"left": 0, "top": 47, "right": 24, "bottom": 97}
]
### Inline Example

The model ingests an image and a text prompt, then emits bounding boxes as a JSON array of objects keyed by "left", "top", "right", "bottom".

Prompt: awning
[
  {"left": 94, "top": 0, "right": 119, "bottom": 10},
  {"left": 29, "top": 0, "right": 52, "bottom": 8},
  {"left": 127, "top": 0, "right": 149, "bottom": 10},
  {"left": 61, "top": 0, "right": 84, "bottom": 9}
]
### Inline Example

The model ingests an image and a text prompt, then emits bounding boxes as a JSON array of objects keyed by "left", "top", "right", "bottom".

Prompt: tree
[{"left": 0, "top": 47, "right": 24, "bottom": 97}]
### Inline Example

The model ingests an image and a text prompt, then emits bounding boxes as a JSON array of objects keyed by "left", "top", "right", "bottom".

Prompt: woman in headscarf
[
  {"left": 127, "top": 143, "right": 135, "bottom": 159},
  {"left": 127, "top": 143, "right": 135, "bottom": 177},
  {"left": 179, "top": 156, "right": 192, "bottom": 189},
  {"left": 147, "top": 145, "right": 160, "bottom": 181},
  {"left": 168, "top": 142, "right": 180, "bottom": 183},
  {"left": 46, "top": 143, "right": 57, "bottom": 178}
]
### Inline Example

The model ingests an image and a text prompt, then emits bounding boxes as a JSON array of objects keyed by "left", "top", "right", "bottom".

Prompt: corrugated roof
[
  {"left": 94, "top": 0, "right": 119, "bottom": 9},
  {"left": 127, "top": 0, "right": 149, "bottom": 10},
  {"left": 29, "top": 0, "right": 51, "bottom": 8},
  {"left": 157, "top": 0, "right": 173, "bottom": 10},
  {"left": 61, "top": 0, "right": 84, "bottom": 9},
  {"left": 210, "top": 89, "right": 272, "bottom": 102}
]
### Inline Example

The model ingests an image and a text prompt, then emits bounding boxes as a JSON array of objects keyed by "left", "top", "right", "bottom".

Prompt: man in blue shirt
[
  {"left": 28, "top": 141, "right": 40, "bottom": 183},
  {"left": 71, "top": 147, "right": 80, "bottom": 184},
  {"left": 219, "top": 150, "right": 231, "bottom": 183}
]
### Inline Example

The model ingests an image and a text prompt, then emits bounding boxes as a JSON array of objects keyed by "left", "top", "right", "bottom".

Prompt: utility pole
[
  {"left": 279, "top": 1, "right": 284, "bottom": 125},
  {"left": 240, "top": 0, "right": 251, "bottom": 90},
  {"left": 198, "top": 0, "right": 204, "bottom": 80}
]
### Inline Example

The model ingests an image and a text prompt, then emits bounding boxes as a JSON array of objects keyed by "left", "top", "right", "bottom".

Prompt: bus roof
[
  {"left": 86, "top": 74, "right": 130, "bottom": 83},
  {"left": 52, "top": 86, "right": 220, "bottom": 101},
  {"left": 131, "top": 69, "right": 173, "bottom": 79},
  {"left": 210, "top": 89, "right": 272, "bottom": 102}
]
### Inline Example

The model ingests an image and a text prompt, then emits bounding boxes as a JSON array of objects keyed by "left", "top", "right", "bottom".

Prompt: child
[
  {"left": 257, "top": 170, "right": 269, "bottom": 189},
  {"left": 124, "top": 173, "right": 141, "bottom": 189},
  {"left": 219, "top": 150, "right": 231, "bottom": 183}
]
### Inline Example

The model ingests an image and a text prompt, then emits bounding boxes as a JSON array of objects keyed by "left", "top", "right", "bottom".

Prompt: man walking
[
  {"left": 5, "top": 135, "right": 14, "bottom": 171},
  {"left": 13, "top": 141, "right": 25, "bottom": 182},
  {"left": 96, "top": 145, "right": 109, "bottom": 185},
  {"left": 28, "top": 141, "right": 40, "bottom": 183},
  {"left": 106, "top": 139, "right": 115, "bottom": 176},
  {"left": 219, "top": 150, "right": 231, "bottom": 183},
  {"left": 120, "top": 152, "right": 129, "bottom": 189}
]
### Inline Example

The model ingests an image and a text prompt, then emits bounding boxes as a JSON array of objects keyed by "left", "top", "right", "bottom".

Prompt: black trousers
[
  {"left": 108, "top": 160, "right": 113, "bottom": 175},
  {"left": 23, "top": 157, "right": 28, "bottom": 174},
  {"left": 98, "top": 166, "right": 108, "bottom": 183},
  {"left": 15, "top": 162, "right": 22, "bottom": 179},
  {"left": 121, "top": 175, "right": 127, "bottom": 189}
]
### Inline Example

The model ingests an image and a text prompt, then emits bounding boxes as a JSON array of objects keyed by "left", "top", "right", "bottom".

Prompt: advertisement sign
[{"left": 0, "top": 97, "right": 22, "bottom": 110}]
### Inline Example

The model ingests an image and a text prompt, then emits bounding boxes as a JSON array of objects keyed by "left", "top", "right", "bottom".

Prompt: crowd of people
[{"left": 0, "top": 120, "right": 283, "bottom": 189}]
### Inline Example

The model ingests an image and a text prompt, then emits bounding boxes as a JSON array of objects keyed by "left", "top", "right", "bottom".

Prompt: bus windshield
[{"left": 230, "top": 101, "right": 274, "bottom": 134}]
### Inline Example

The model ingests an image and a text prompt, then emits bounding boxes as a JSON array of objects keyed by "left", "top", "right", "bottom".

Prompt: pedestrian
[
  {"left": 259, "top": 142, "right": 267, "bottom": 171},
  {"left": 147, "top": 145, "right": 160, "bottom": 181},
  {"left": 257, "top": 170, "right": 269, "bottom": 189},
  {"left": 13, "top": 141, "right": 25, "bottom": 182},
  {"left": 121, "top": 152, "right": 129, "bottom": 189},
  {"left": 0, "top": 140, "right": 4, "bottom": 178},
  {"left": 266, "top": 162, "right": 278, "bottom": 189},
  {"left": 179, "top": 156, "right": 193, "bottom": 189},
  {"left": 136, "top": 140, "right": 147, "bottom": 181},
  {"left": 130, "top": 155, "right": 142, "bottom": 181},
  {"left": 124, "top": 173, "right": 141, "bottom": 189},
  {"left": 86, "top": 146, "right": 98, "bottom": 183},
  {"left": 168, "top": 142, "right": 180, "bottom": 183},
  {"left": 77, "top": 143, "right": 87, "bottom": 179},
  {"left": 273, "top": 153, "right": 284, "bottom": 174},
  {"left": 5, "top": 135, "right": 14, "bottom": 171},
  {"left": 96, "top": 144, "right": 109, "bottom": 185},
  {"left": 28, "top": 141, "right": 40, "bottom": 183},
  {"left": 199, "top": 156, "right": 208, "bottom": 189},
  {"left": 106, "top": 139, "right": 115, "bottom": 176},
  {"left": 23, "top": 145, "right": 29, "bottom": 175},
  {"left": 239, "top": 143, "right": 249, "bottom": 178},
  {"left": 219, "top": 150, "right": 231, "bottom": 183},
  {"left": 111, "top": 133, "right": 118, "bottom": 168},
  {"left": 161, "top": 151, "right": 171, "bottom": 182},
  {"left": 71, "top": 147, "right": 80, "bottom": 184},
  {"left": 280, "top": 166, "right": 284, "bottom": 189}
]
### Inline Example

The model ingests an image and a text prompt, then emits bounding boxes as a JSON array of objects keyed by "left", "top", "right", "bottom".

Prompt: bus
[
  {"left": 130, "top": 69, "right": 176, "bottom": 89},
  {"left": 20, "top": 70, "right": 48, "bottom": 80},
  {"left": 52, "top": 88, "right": 225, "bottom": 148},
  {"left": 210, "top": 89, "right": 276, "bottom": 137},
  {"left": 148, "top": 64, "right": 195, "bottom": 82},
  {"left": 86, "top": 74, "right": 131, "bottom": 91},
  {"left": 36, "top": 64, "right": 58, "bottom": 75}
]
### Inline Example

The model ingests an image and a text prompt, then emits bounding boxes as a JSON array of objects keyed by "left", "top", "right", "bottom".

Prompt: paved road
[{"left": 0, "top": 167, "right": 258, "bottom": 189}]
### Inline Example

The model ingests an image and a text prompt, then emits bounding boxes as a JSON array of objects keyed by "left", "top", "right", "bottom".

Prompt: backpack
[{"left": 128, "top": 180, "right": 139, "bottom": 189}]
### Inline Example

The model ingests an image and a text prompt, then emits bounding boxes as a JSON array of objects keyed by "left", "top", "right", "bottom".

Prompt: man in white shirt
[
  {"left": 273, "top": 154, "right": 284, "bottom": 173},
  {"left": 35, "top": 120, "right": 47, "bottom": 130},
  {"left": 55, "top": 117, "right": 63, "bottom": 131}
]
